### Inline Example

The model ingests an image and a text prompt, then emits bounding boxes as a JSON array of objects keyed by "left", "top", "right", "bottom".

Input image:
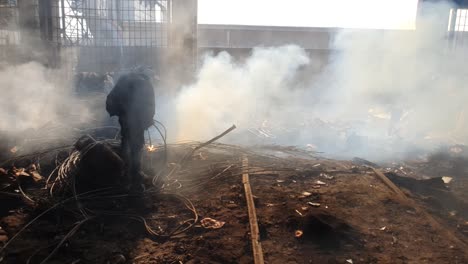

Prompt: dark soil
[{"left": 0, "top": 143, "right": 467, "bottom": 264}]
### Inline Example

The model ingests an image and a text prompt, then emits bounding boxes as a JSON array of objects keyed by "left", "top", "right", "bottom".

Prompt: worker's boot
[{"left": 128, "top": 167, "right": 147, "bottom": 194}]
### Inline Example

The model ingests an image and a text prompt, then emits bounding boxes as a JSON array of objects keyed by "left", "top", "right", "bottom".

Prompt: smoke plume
[
  {"left": 174, "top": 45, "right": 310, "bottom": 140},
  {"left": 0, "top": 62, "right": 94, "bottom": 133},
  {"left": 173, "top": 1, "right": 467, "bottom": 161}
]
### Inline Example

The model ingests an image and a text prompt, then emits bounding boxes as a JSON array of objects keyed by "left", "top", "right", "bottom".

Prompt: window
[{"left": 449, "top": 8, "right": 468, "bottom": 32}]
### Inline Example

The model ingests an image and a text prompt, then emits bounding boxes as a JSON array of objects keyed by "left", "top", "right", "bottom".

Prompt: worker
[{"left": 106, "top": 67, "right": 155, "bottom": 192}]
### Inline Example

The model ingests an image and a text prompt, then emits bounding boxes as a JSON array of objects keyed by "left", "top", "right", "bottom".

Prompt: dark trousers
[{"left": 119, "top": 117, "right": 145, "bottom": 185}]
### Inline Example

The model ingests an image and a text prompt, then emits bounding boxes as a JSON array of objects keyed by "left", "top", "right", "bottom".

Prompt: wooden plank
[
  {"left": 372, "top": 168, "right": 408, "bottom": 199},
  {"left": 242, "top": 156, "right": 265, "bottom": 264}
]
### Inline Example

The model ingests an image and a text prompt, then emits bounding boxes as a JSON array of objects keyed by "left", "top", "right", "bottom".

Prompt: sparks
[{"left": 146, "top": 145, "right": 157, "bottom": 152}]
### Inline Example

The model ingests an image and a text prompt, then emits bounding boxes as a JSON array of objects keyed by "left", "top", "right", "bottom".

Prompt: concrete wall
[
  {"left": 198, "top": 24, "right": 333, "bottom": 50},
  {"left": 196, "top": 24, "right": 412, "bottom": 75}
]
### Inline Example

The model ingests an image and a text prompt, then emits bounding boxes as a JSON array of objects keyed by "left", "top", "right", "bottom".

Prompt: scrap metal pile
[{"left": 0, "top": 124, "right": 237, "bottom": 263}]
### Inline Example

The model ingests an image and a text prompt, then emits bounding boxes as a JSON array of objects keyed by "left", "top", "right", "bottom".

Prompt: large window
[
  {"left": 0, "top": 0, "right": 19, "bottom": 45},
  {"left": 449, "top": 8, "right": 468, "bottom": 31},
  {"left": 56, "top": 0, "right": 169, "bottom": 46}
]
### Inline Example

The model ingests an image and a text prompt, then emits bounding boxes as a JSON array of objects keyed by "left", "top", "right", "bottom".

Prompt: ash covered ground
[{"left": 0, "top": 126, "right": 467, "bottom": 263}]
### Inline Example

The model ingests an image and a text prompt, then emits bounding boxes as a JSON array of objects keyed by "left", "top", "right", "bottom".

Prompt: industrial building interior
[{"left": 1, "top": 0, "right": 468, "bottom": 263}]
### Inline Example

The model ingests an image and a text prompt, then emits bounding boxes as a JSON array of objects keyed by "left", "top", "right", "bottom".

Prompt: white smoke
[
  {"left": 313, "top": 0, "right": 467, "bottom": 158},
  {"left": 174, "top": 45, "right": 310, "bottom": 140},
  {"left": 0, "top": 62, "right": 94, "bottom": 132},
  {"left": 0, "top": 2, "right": 463, "bottom": 161},
  {"left": 173, "top": 1, "right": 468, "bottom": 161}
]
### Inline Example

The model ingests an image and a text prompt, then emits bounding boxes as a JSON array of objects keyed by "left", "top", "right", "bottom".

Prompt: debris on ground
[
  {"left": 107, "top": 253, "right": 126, "bottom": 264},
  {"left": 315, "top": 180, "right": 327, "bottom": 185},
  {"left": 295, "top": 230, "right": 303, "bottom": 238},
  {"left": 0, "top": 133, "right": 467, "bottom": 263},
  {"left": 352, "top": 157, "right": 378, "bottom": 167},
  {"left": 0, "top": 227, "right": 8, "bottom": 243},
  {"left": 320, "top": 173, "right": 334, "bottom": 179},
  {"left": 442, "top": 176, "right": 453, "bottom": 184},
  {"left": 200, "top": 218, "right": 226, "bottom": 229}
]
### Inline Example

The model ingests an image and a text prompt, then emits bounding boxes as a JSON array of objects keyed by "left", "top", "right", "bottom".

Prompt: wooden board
[{"left": 242, "top": 156, "right": 265, "bottom": 264}]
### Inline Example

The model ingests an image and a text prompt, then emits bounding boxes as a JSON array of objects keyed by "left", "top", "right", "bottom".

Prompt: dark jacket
[{"left": 106, "top": 73, "right": 155, "bottom": 130}]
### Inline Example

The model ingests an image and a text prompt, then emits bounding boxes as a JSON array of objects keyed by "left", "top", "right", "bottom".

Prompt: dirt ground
[{"left": 0, "top": 142, "right": 467, "bottom": 264}]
